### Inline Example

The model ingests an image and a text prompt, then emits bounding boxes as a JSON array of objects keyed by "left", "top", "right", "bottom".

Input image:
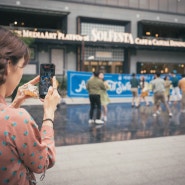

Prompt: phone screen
[{"left": 39, "top": 63, "right": 55, "bottom": 98}]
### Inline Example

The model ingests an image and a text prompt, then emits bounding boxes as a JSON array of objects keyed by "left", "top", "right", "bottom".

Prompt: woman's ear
[{"left": 6, "top": 60, "right": 12, "bottom": 74}]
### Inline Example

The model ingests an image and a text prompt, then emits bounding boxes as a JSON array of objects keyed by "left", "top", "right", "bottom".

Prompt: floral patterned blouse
[{"left": 0, "top": 96, "right": 56, "bottom": 185}]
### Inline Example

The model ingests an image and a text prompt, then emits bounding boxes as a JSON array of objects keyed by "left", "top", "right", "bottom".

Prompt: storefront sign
[
  {"left": 13, "top": 29, "right": 185, "bottom": 48},
  {"left": 67, "top": 71, "right": 156, "bottom": 98},
  {"left": 67, "top": 71, "right": 182, "bottom": 98}
]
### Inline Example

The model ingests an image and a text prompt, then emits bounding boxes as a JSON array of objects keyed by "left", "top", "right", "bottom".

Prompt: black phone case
[{"left": 39, "top": 63, "right": 55, "bottom": 98}]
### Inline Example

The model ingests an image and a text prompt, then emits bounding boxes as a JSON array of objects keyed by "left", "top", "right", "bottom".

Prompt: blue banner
[{"left": 67, "top": 71, "right": 181, "bottom": 98}]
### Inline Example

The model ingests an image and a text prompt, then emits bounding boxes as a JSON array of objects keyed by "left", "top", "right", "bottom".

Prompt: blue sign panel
[{"left": 67, "top": 71, "right": 181, "bottom": 98}]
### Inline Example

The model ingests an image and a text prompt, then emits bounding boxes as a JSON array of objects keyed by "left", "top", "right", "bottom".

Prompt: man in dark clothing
[
  {"left": 130, "top": 73, "right": 140, "bottom": 107},
  {"left": 86, "top": 71, "right": 106, "bottom": 124}
]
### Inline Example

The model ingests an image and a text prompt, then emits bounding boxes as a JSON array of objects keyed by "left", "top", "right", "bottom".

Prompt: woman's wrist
[
  {"left": 9, "top": 99, "right": 23, "bottom": 108},
  {"left": 42, "top": 119, "right": 54, "bottom": 128}
]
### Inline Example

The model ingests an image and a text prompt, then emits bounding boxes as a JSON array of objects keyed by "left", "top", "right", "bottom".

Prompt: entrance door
[{"left": 51, "top": 48, "right": 64, "bottom": 75}]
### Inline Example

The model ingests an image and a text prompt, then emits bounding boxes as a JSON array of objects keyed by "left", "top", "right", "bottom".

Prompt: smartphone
[{"left": 39, "top": 63, "right": 55, "bottom": 99}]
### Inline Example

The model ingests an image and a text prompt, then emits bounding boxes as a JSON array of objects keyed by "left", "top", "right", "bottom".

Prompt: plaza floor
[
  {"left": 23, "top": 101, "right": 185, "bottom": 146},
  {"left": 21, "top": 100, "right": 185, "bottom": 185}
]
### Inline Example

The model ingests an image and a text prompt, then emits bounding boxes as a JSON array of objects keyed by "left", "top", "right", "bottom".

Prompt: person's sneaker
[
  {"left": 156, "top": 110, "right": 160, "bottom": 115},
  {"left": 104, "top": 116, "right": 107, "bottom": 122},
  {"left": 88, "top": 119, "right": 94, "bottom": 124},
  {"left": 95, "top": 119, "right": 104, "bottom": 124},
  {"left": 135, "top": 104, "right": 139, "bottom": 108},
  {"left": 169, "top": 112, "right": 173, "bottom": 117},
  {"left": 153, "top": 113, "right": 157, "bottom": 117}
]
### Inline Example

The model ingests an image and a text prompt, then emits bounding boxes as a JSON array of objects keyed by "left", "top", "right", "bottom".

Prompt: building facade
[{"left": 0, "top": 0, "right": 185, "bottom": 76}]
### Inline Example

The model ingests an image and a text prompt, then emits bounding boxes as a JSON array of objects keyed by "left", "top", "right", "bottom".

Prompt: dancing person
[
  {"left": 98, "top": 72, "right": 110, "bottom": 122},
  {"left": 86, "top": 71, "right": 106, "bottom": 124},
  {"left": 171, "top": 71, "right": 181, "bottom": 104},
  {"left": 138, "top": 76, "right": 149, "bottom": 106},
  {"left": 151, "top": 72, "right": 172, "bottom": 117},
  {"left": 178, "top": 74, "right": 185, "bottom": 112},
  {"left": 130, "top": 73, "right": 140, "bottom": 107},
  {"left": 0, "top": 26, "right": 61, "bottom": 185},
  {"left": 164, "top": 75, "right": 171, "bottom": 104}
]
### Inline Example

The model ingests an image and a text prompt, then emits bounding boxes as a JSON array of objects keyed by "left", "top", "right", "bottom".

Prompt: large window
[
  {"left": 137, "top": 62, "right": 185, "bottom": 74},
  {"left": 0, "top": 9, "right": 67, "bottom": 31},
  {"left": 79, "top": 17, "right": 129, "bottom": 73},
  {"left": 138, "top": 20, "right": 185, "bottom": 41}
]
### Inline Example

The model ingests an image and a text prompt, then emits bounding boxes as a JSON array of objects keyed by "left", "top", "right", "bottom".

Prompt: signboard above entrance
[{"left": 13, "top": 28, "right": 185, "bottom": 48}]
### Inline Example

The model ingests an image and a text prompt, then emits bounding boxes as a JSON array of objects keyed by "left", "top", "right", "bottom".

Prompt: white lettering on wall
[
  {"left": 13, "top": 29, "right": 185, "bottom": 48},
  {"left": 75, "top": 80, "right": 86, "bottom": 92}
]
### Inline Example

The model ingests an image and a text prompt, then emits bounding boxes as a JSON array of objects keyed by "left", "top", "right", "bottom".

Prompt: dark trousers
[{"left": 89, "top": 94, "right": 101, "bottom": 120}]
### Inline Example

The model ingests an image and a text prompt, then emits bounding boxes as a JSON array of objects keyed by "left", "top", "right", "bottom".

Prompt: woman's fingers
[
  {"left": 26, "top": 75, "right": 40, "bottom": 85},
  {"left": 52, "top": 76, "right": 58, "bottom": 89}
]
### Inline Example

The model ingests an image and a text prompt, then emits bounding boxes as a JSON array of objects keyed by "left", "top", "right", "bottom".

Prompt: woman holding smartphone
[{"left": 0, "top": 26, "right": 60, "bottom": 184}]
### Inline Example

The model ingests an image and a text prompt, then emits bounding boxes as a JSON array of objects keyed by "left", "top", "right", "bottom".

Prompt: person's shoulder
[{"left": 6, "top": 106, "right": 32, "bottom": 121}]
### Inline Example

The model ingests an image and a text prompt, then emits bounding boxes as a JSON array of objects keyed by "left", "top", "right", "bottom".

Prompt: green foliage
[
  {"left": 21, "top": 37, "right": 35, "bottom": 46},
  {"left": 56, "top": 76, "right": 67, "bottom": 97}
]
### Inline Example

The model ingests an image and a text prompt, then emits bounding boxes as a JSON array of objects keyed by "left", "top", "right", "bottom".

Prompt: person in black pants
[{"left": 86, "top": 71, "right": 106, "bottom": 124}]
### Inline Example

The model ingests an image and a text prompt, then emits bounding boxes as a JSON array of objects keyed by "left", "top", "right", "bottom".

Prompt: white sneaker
[
  {"left": 169, "top": 113, "right": 173, "bottom": 117},
  {"left": 104, "top": 116, "right": 107, "bottom": 122},
  {"left": 156, "top": 110, "right": 160, "bottom": 115},
  {"left": 88, "top": 119, "right": 94, "bottom": 124},
  {"left": 95, "top": 119, "right": 104, "bottom": 124},
  {"left": 153, "top": 113, "right": 157, "bottom": 117}
]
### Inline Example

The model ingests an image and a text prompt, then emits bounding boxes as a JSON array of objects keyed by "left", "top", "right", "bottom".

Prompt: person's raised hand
[
  {"left": 10, "top": 76, "right": 40, "bottom": 108},
  {"left": 43, "top": 76, "right": 61, "bottom": 121}
]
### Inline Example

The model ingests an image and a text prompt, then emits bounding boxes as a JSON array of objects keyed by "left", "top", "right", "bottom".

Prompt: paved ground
[
  {"left": 36, "top": 135, "right": 185, "bottom": 185},
  {"left": 9, "top": 97, "right": 185, "bottom": 185},
  {"left": 23, "top": 101, "right": 185, "bottom": 147}
]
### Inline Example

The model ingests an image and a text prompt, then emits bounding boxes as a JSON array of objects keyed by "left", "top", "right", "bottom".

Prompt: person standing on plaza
[
  {"left": 0, "top": 26, "right": 61, "bottom": 184},
  {"left": 171, "top": 71, "right": 181, "bottom": 104},
  {"left": 138, "top": 76, "right": 149, "bottom": 106},
  {"left": 151, "top": 72, "right": 172, "bottom": 117},
  {"left": 164, "top": 75, "right": 172, "bottom": 104},
  {"left": 86, "top": 71, "right": 106, "bottom": 124},
  {"left": 98, "top": 72, "right": 110, "bottom": 122},
  {"left": 178, "top": 74, "right": 185, "bottom": 112},
  {"left": 130, "top": 73, "right": 140, "bottom": 107}
]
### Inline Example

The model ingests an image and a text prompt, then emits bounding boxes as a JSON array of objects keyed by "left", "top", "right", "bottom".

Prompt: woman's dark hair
[
  {"left": 0, "top": 26, "right": 30, "bottom": 85},
  {"left": 93, "top": 71, "right": 100, "bottom": 77}
]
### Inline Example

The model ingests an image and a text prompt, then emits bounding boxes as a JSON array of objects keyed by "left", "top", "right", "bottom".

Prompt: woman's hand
[
  {"left": 10, "top": 76, "right": 40, "bottom": 108},
  {"left": 43, "top": 76, "right": 61, "bottom": 121}
]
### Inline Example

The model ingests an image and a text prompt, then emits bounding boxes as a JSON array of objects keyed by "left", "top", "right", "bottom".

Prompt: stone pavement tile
[
  {"left": 36, "top": 168, "right": 83, "bottom": 185},
  {"left": 116, "top": 160, "right": 152, "bottom": 174},
  {"left": 78, "top": 165, "right": 120, "bottom": 179},
  {"left": 111, "top": 171, "right": 150, "bottom": 185},
  {"left": 35, "top": 136, "right": 185, "bottom": 185},
  {"left": 66, "top": 176, "right": 116, "bottom": 185},
  {"left": 143, "top": 166, "right": 185, "bottom": 182},
  {"left": 172, "top": 177, "right": 185, "bottom": 185},
  {"left": 142, "top": 179, "right": 176, "bottom": 185},
  {"left": 55, "top": 156, "right": 94, "bottom": 171},
  {"left": 147, "top": 154, "right": 184, "bottom": 168}
]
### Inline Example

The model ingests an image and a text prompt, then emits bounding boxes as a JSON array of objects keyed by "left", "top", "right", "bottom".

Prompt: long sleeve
[
  {"left": 0, "top": 104, "right": 56, "bottom": 185},
  {"left": 8, "top": 108, "right": 56, "bottom": 173}
]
